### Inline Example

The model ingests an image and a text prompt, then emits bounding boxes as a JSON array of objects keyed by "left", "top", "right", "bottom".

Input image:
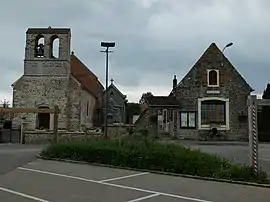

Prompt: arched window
[
  {"left": 36, "top": 106, "right": 50, "bottom": 130},
  {"left": 50, "top": 35, "right": 60, "bottom": 58},
  {"left": 35, "top": 35, "right": 45, "bottom": 57},
  {"left": 208, "top": 70, "right": 219, "bottom": 86}
]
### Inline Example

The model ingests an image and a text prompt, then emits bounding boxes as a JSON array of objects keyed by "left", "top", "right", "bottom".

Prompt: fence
[{"left": 0, "top": 105, "right": 59, "bottom": 144}]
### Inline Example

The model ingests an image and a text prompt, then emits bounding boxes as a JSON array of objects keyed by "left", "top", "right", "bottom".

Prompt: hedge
[{"left": 40, "top": 139, "right": 269, "bottom": 184}]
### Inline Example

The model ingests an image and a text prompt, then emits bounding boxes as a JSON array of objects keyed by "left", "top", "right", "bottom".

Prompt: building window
[
  {"left": 180, "top": 112, "right": 196, "bottom": 128},
  {"left": 198, "top": 97, "right": 229, "bottom": 130},
  {"left": 86, "top": 101, "right": 89, "bottom": 117},
  {"left": 207, "top": 69, "right": 219, "bottom": 87},
  {"left": 201, "top": 100, "right": 225, "bottom": 125}
]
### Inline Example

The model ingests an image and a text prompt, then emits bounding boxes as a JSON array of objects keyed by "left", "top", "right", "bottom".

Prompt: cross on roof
[{"left": 110, "top": 78, "right": 114, "bottom": 84}]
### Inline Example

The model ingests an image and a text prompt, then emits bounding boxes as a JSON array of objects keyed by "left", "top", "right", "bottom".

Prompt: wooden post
[
  {"left": 247, "top": 95, "right": 258, "bottom": 173},
  {"left": 53, "top": 105, "right": 59, "bottom": 143},
  {"left": 20, "top": 122, "right": 24, "bottom": 144}
]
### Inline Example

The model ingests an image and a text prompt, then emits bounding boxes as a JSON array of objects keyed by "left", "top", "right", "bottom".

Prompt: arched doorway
[{"left": 36, "top": 106, "right": 50, "bottom": 130}]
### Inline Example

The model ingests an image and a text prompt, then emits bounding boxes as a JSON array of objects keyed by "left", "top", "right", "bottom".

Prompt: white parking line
[
  {"left": 18, "top": 167, "right": 213, "bottom": 202},
  {"left": 0, "top": 187, "right": 51, "bottom": 202},
  {"left": 125, "top": 193, "right": 160, "bottom": 202},
  {"left": 99, "top": 172, "right": 149, "bottom": 182}
]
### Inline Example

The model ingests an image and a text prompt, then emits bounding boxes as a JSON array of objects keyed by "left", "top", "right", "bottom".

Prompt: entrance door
[{"left": 37, "top": 107, "right": 50, "bottom": 130}]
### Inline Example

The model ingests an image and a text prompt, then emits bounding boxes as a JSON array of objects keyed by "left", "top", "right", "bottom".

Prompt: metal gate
[{"left": 0, "top": 121, "right": 21, "bottom": 144}]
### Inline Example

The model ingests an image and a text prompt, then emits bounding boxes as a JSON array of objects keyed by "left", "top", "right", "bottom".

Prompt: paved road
[
  {"left": 161, "top": 140, "right": 270, "bottom": 176},
  {"left": 0, "top": 159, "right": 269, "bottom": 202},
  {"left": 0, "top": 144, "right": 44, "bottom": 175}
]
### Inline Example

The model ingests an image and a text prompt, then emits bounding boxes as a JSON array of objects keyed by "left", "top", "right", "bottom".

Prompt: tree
[
  {"left": 139, "top": 92, "right": 153, "bottom": 104},
  {"left": 262, "top": 83, "right": 270, "bottom": 99},
  {"left": 126, "top": 102, "right": 140, "bottom": 124},
  {"left": 259, "top": 83, "right": 270, "bottom": 141}
]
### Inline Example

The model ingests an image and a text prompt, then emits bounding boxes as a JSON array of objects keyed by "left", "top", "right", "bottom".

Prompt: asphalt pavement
[
  {"left": 0, "top": 159, "right": 269, "bottom": 202},
  {"left": 0, "top": 144, "right": 43, "bottom": 175}
]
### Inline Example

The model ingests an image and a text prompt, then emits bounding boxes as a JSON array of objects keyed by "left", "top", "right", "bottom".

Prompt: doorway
[{"left": 37, "top": 106, "right": 50, "bottom": 130}]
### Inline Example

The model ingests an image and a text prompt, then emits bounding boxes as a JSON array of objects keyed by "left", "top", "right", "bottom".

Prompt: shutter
[
  {"left": 202, "top": 70, "right": 208, "bottom": 87},
  {"left": 219, "top": 70, "right": 225, "bottom": 86}
]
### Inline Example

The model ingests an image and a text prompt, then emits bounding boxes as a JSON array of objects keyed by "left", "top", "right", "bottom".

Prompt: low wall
[
  {"left": 24, "top": 130, "right": 103, "bottom": 144},
  {"left": 106, "top": 124, "right": 133, "bottom": 137}
]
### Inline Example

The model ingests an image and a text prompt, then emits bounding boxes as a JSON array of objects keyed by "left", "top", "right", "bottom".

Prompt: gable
[
  {"left": 11, "top": 76, "right": 23, "bottom": 89},
  {"left": 172, "top": 43, "right": 253, "bottom": 94},
  {"left": 103, "top": 84, "right": 126, "bottom": 99},
  {"left": 70, "top": 54, "right": 104, "bottom": 98}
]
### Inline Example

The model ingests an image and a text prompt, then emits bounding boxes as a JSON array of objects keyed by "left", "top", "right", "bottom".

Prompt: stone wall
[
  {"left": 80, "top": 89, "right": 96, "bottom": 128},
  {"left": 12, "top": 76, "right": 69, "bottom": 130},
  {"left": 173, "top": 43, "right": 250, "bottom": 141},
  {"left": 24, "top": 130, "right": 103, "bottom": 144}
]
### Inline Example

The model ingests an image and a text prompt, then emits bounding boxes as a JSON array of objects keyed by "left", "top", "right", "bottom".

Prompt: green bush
[{"left": 40, "top": 139, "right": 269, "bottom": 184}]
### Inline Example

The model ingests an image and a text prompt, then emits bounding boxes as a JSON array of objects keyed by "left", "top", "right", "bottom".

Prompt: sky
[{"left": 0, "top": 0, "right": 269, "bottom": 103}]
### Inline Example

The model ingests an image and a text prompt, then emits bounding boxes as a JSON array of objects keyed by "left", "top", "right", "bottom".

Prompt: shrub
[{"left": 40, "top": 139, "right": 269, "bottom": 184}]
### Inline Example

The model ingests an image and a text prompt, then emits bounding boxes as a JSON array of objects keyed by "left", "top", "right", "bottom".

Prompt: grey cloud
[{"left": 0, "top": 0, "right": 270, "bottom": 102}]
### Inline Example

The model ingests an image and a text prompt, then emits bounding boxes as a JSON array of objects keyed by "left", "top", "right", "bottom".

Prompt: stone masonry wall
[
  {"left": 24, "top": 131, "right": 103, "bottom": 144},
  {"left": 80, "top": 89, "right": 96, "bottom": 128},
  {"left": 12, "top": 76, "right": 69, "bottom": 130},
  {"left": 66, "top": 76, "right": 82, "bottom": 132},
  {"left": 25, "top": 32, "right": 71, "bottom": 62},
  {"left": 174, "top": 45, "right": 250, "bottom": 141}
]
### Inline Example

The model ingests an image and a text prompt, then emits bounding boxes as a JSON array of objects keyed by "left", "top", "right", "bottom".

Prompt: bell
[{"left": 36, "top": 44, "right": 44, "bottom": 57}]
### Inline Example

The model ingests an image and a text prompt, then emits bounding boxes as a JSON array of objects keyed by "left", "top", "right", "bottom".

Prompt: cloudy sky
[{"left": 0, "top": 0, "right": 269, "bottom": 103}]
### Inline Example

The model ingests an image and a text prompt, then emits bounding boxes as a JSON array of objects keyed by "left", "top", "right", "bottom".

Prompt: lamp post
[
  {"left": 101, "top": 42, "right": 115, "bottom": 139},
  {"left": 221, "top": 42, "right": 233, "bottom": 66}
]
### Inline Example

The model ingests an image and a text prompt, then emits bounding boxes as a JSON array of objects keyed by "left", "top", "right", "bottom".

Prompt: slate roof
[
  {"left": 145, "top": 96, "right": 181, "bottom": 107},
  {"left": 70, "top": 54, "right": 104, "bottom": 98},
  {"left": 103, "top": 83, "right": 127, "bottom": 99}
]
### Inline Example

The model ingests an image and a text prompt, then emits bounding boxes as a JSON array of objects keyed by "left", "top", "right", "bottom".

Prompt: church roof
[
  {"left": 103, "top": 83, "right": 127, "bottom": 99},
  {"left": 70, "top": 54, "right": 104, "bottom": 97}
]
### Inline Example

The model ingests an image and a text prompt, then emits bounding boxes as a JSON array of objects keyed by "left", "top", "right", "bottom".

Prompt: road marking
[
  {"left": 18, "top": 167, "right": 213, "bottom": 202},
  {"left": 125, "top": 193, "right": 160, "bottom": 202},
  {"left": 0, "top": 186, "right": 51, "bottom": 202},
  {"left": 99, "top": 172, "right": 149, "bottom": 182}
]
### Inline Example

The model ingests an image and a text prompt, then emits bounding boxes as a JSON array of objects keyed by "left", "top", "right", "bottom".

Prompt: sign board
[{"left": 206, "top": 90, "right": 220, "bottom": 94}]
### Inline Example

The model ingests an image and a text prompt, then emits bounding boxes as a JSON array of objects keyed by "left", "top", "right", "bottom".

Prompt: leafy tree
[
  {"left": 126, "top": 102, "right": 140, "bottom": 124},
  {"left": 259, "top": 83, "right": 270, "bottom": 141},
  {"left": 139, "top": 92, "right": 153, "bottom": 104}
]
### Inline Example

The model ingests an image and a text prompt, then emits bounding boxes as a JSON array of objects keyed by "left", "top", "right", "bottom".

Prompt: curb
[{"left": 36, "top": 155, "right": 270, "bottom": 189}]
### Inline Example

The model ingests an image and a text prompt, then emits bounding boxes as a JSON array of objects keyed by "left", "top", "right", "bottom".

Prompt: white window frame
[
  {"left": 180, "top": 112, "right": 196, "bottom": 128},
  {"left": 198, "top": 97, "right": 229, "bottom": 130},
  {"left": 207, "top": 69, "right": 219, "bottom": 87}
]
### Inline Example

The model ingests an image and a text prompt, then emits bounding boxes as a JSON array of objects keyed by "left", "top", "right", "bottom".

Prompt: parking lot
[{"left": 0, "top": 159, "right": 269, "bottom": 202}]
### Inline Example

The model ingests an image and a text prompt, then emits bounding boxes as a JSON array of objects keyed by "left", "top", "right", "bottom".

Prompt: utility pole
[{"left": 101, "top": 42, "right": 115, "bottom": 139}]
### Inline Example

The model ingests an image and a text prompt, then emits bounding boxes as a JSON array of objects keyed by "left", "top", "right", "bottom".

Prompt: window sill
[
  {"left": 180, "top": 127, "right": 196, "bottom": 129},
  {"left": 207, "top": 85, "right": 220, "bottom": 87},
  {"left": 199, "top": 125, "right": 229, "bottom": 130}
]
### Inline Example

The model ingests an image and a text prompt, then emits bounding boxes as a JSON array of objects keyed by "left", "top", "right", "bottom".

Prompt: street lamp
[
  {"left": 101, "top": 41, "right": 115, "bottom": 139},
  {"left": 221, "top": 42, "right": 233, "bottom": 66}
]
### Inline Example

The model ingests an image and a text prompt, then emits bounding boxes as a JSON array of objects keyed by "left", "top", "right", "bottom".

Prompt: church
[{"left": 12, "top": 27, "right": 104, "bottom": 131}]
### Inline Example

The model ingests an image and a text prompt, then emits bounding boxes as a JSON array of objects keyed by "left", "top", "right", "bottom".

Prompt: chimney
[{"left": 173, "top": 75, "right": 177, "bottom": 89}]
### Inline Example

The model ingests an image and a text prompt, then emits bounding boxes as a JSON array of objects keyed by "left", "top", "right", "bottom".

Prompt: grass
[{"left": 40, "top": 137, "right": 269, "bottom": 184}]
